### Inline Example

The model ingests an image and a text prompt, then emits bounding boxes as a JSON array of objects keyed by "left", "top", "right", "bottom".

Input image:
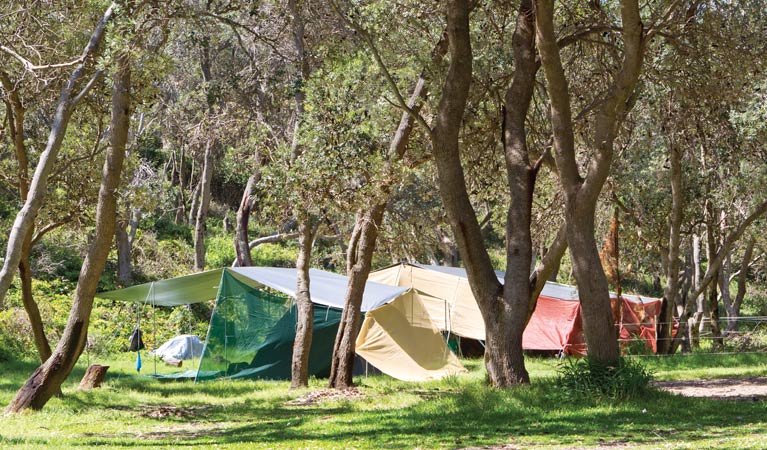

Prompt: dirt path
[{"left": 653, "top": 376, "right": 767, "bottom": 400}]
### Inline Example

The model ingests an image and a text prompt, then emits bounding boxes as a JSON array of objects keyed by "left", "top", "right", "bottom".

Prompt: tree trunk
[
  {"left": 493, "top": 0, "right": 539, "bottom": 385},
  {"left": 718, "top": 250, "right": 732, "bottom": 332},
  {"left": 174, "top": 144, "right": 187, "bottom": 224},
  {"left": 291, "top": 215, "right": 316, "bottom": 389},
  {"left": 328, "top": 204, "right": 386, "bottom": 389},
  {"left": 6, "top": 50, "right": 129, "bottom": 413},
  {"left": 19, "top": 240, "right": 52, "bottom": 362},
  {"left": 194, "top": 142, "right": 213, "bottom": 272},
  {"left": 325, "top": 24, "right": 448, "bottom": 389},
  {"left": 234, "top": 175, "right": 256, "bottom": 267},
  {"left": 658, "top": 143, "right": 683, "bottom": 354},
  {"left": 0, "top": 69, "right": 53, "bottom": 361},
  {"left": 729, "top": 237, "right": 755, "bottom": 331},
  {"left": 689, "top": 234, "right": 702, "bottom": 347},
  {"left": 708, "top": 271, "right": 723, "bottom": 348},
  {"left": 115, "top": 218, "right": 131, "bottom": 285},
  {"left": 534, "top": 0, "right": 644, "bottom": 363},
  {"left": 0, "top": 4, "right": 115, "bottom": 307}
]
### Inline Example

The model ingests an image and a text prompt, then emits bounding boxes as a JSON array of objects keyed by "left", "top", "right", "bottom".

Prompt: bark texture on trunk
[
  {"left": 534, "top": 0, "right": 644, "bottom": 363},
  {"left": 7, "top": 52, "right": 129, "bottom": 413},
  {"left": 234, "top": 175, "right": 257, "bottom": 267},
  {"left": 328, "top": 204, "right": 386, "bottom": 389},
  {"left": 0, "top": 4, "right": 115, "bottom": 307},
  {"left": 19, "top": 239, "right": 53, "bottom": 362},
  {"left": 493, "top": 0, "right": 539, "bottom": 385},
  {"left": 291, "top": 215, "right": 316, "bottom": 388},
  {"left": 193, "top": 142, "right": 213, "bottom": 272},
  {"left": 729, "top": 237, "right": 755, "bottom": 331},
  {"left": 326, "top": 29, "right": 448, "bottom": 390},
  {"left": 658, "top": 143, "right": 683, "bottom": 354},
  {"left": 0, "top": 70, "right": 53, "bottom": 361}
]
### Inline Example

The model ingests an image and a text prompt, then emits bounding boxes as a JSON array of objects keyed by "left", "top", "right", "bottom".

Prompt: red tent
[{"left": 522, "top": 289, "right": 662, "bottom": 356}]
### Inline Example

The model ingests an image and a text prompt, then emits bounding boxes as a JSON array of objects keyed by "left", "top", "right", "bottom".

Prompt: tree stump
[{"left": 78, "top": 364, "right": 109, "bottom": 390}]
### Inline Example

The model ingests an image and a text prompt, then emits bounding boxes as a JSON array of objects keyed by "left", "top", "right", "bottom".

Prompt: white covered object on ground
[{"left": 151, "top": 335, "right": 204, "bottom": 360}]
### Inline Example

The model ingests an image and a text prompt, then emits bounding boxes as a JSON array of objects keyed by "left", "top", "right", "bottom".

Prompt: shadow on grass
[
  {"left": 3, "top": 354, "right": 767, "bottom": 448},
  {"left": 38, "top": 382, "right": 767, "bottom": 448}
]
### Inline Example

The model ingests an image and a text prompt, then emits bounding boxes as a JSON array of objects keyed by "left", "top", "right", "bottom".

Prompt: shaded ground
[{"left": 654, "top": 376, "right": 767, "bottom": 400}]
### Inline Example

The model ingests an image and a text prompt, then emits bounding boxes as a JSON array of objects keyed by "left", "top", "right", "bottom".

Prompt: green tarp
[{"left": 192, "top": 270, "right": 345, "bottom": 380}]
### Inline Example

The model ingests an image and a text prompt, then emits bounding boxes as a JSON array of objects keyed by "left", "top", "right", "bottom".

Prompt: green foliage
[
  {"left": 205, "top": 233, "right": 236, "bottom": 269},
  {"left": 556, "top": 356, "right": 654, "bottom": 401},
  {"left": 143, "top": 216, "right": 192, "bottom": 244},
  {"left": 252, "top": 243, "right": 298, "bottom": 268}
]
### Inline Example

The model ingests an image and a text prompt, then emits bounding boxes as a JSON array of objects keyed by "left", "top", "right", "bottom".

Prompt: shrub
[{"left": 555, "top": 356, "right": 654, "bottom": 401}]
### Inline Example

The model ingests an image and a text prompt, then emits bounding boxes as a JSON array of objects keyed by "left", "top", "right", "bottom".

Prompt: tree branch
[
  {"left": 328, "top": 0, "right": 434, "bottom": 138},
  {"left": 0, "top": 45, "right": 85, "bottom": 72}
]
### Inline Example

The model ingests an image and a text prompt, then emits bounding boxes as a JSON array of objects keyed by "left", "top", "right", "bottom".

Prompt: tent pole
[
  {"left": 152, "top": 282, "right": 157, "bottom": 376},
  {"left": 196, "top": 270, "right": 226, "bottom": 383}
]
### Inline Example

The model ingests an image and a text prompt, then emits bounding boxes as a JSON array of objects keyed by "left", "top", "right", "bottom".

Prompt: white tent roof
[
  {"left": 229, "top": 267, "right": 408, "bottom": 312},
  {"left": 413, "top": 263, "right": 579, "bottom": 301},
  {"left": 99, "top": 267, "right": 408, "bottom": 312}
]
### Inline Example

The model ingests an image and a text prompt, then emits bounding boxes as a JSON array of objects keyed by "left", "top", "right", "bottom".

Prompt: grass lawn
[{"left": 0, "top": 352, "right": 765, "bottom": 449}]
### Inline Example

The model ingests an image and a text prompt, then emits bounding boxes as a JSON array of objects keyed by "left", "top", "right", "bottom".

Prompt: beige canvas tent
[
  {"left": 369, "top": 263, "right": 662, "bottom": 355},
  {"left": 356, "top": 290, "right": 466, "bottom": 381}
]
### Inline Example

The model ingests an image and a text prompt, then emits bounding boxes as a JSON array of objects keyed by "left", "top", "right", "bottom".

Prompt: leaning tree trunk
[
  {"left": 234, "top": 175, "right": 257, "bottom": 267},
  {"left": 325, "top": 22, "right": 448, "bottom": 390},
  {"left": 291, "top": 215, "right": 316, "bottom": 388},
  {"left": 0, "top": 69, "right": 53, "bottom": 362},
  {"left": 19, "top": 236, "right": 53, "bottom": 362},
  {"left": 729, "top": 237, "right": 755, "bottom": 331},
  {"left": 328, "top": 204, "right": 386, "bottom": 389},
  {"left": 0, "top": 4, "right": 115, "bottom": 307},
  {"left": 193, "top": 142, "right": 214, "bottom": 272},
  {"left": 7, "top": 51, "right": 129, "bottom": 413}
]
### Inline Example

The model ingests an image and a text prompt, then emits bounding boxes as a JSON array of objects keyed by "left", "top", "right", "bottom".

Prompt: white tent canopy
[
  {"left": 228, "top": 267, "right": 407, "bottom": 312},
  {"left": 98, "top": 267, "right": 408, "bottom": 312}
]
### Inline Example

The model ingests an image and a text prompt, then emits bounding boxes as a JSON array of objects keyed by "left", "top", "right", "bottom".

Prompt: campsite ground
[{"left": 0, "top": 353, "right": 766, "bottom": 449}]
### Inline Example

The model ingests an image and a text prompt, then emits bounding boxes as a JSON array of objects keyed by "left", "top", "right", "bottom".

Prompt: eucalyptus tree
[
  {"left": 0, "top": 0, "right": 95, "bottom": 359},
  {"left": 7, "top": 10, "right": 131, "bottom": 413},
  {"left": 0, "top": 2, "right": 115, "bottom": 314}
]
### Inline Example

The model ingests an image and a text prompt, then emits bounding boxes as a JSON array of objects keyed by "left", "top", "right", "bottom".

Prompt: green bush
[
  {"left": 252, "top": 243, "right": 298, "bottom": 267},
  {"left": 205, "top": 234, "right": 237, "bottom": 269},
  {"left": 555, "top": 356, "right": 654, "bottom": 401}
]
